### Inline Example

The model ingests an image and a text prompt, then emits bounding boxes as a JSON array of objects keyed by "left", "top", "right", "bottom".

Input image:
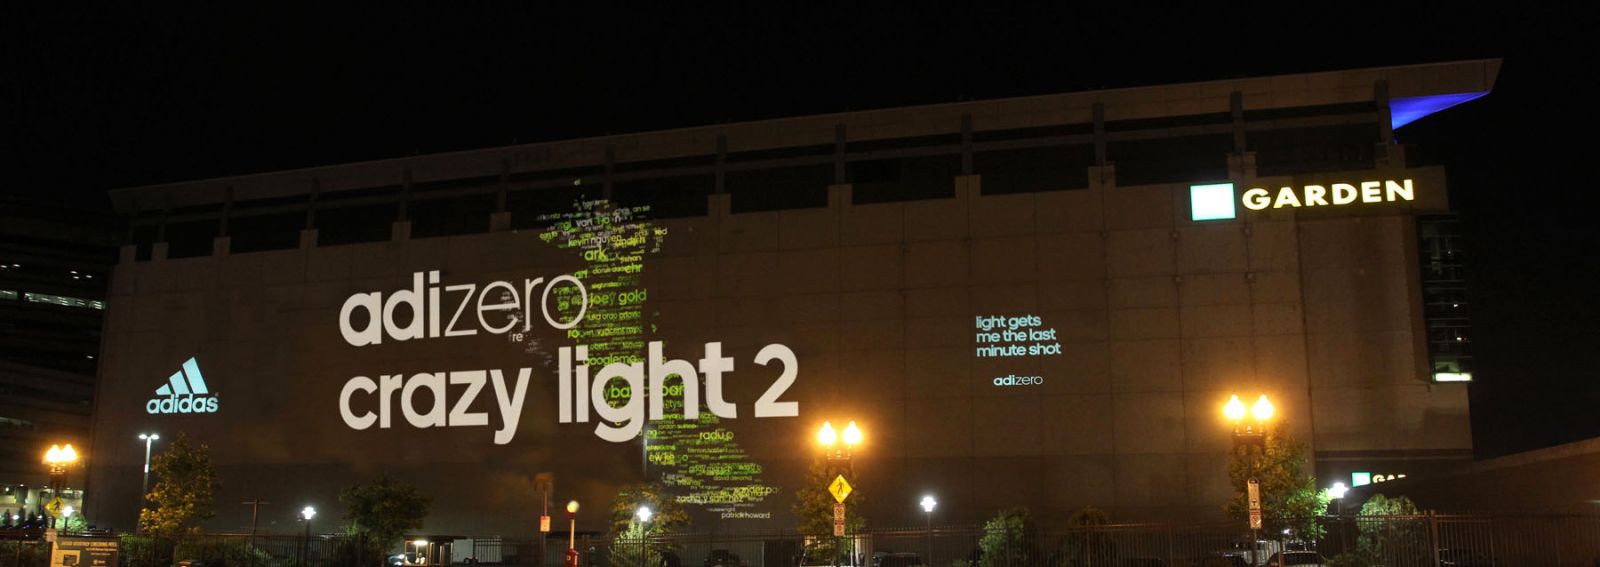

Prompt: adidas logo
[{"left": 145, "top": 357, "right": 219, "bottom": 414}]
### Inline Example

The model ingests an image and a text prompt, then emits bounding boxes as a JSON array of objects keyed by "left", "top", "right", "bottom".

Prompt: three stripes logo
[{"left": 146, "top": 357, "right": 219, "bottom": 414}]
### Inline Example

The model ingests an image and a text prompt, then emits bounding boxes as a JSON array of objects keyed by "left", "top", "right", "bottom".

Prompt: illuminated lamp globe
[
  {"left": 566, "top": 500, "right": 580, "bottom": 514},
  {"left": 1251, "top": 395, "right": 1275, "bottom": 422},
  {"left": 842, "top": 421, "right": 863, "bottom": 447},
  {"left": 920, "top": 495, "right": 937, "bottom": 513},
  {"left": 1329, "top": 482, "right": 1349, "bottom": 499},
  {"left": 1223, "top": 395, "right": 1247, "bottom": 422},
  {"left": 637, "top": 505, "right": 652, "bottom": 523},
  {"left": 817, "top": 422, "right": 838, "bottom": 447}
]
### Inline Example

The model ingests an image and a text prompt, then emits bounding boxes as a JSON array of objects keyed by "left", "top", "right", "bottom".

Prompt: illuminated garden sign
[{"left": 1189, "top": 179, "right": 1417, "bottom": 221}]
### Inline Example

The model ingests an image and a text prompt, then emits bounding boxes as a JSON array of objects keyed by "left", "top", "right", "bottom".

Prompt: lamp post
[
  {"left": 1328, "top": 482, "right": 1349, "bottom": 557},
  {"left": 635, "top": 505, "right": 652, "bottom": 567},
  {"left": 299, "top": 506, "right": 316, "bottom": 567},
  {"left": 817, "top": 420, "right": 863, "bottom": 567},
  {"left": 137, "top": 433, "right": 160, "bottom": 497},
  {"left": 1224, "top": 394, "right": 1275, "bottom": 565},
  {"left": 565, "top": 500, "right": 580, "bottom": 567},
  {"left": 920, "top": 496, "right": 937, "bottom": 566},
  {"left": 43, "top": 444, "right": 79, "bottom": 529}
]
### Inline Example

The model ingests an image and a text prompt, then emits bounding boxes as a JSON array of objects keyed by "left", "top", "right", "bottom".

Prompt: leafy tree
[
  {"left": 2, "top": 509, "right": 11, "bottom": 528},
  {"left": 607, "top": 520, "right": 663, "bottom": 567},
  {"left": 1224, "top": 425, "right": 1330, "bottom": 539},
  {"left": 608, "top": 482, "right": 689, "bottom": 536},
  {"left": 977, "top": 507, "right": 1038, "bottom": 567},
  {"left": 1055, "top": 506, "right": 1112, "bottom": 567},
  {"left": 1357, "top": 494, "right": 1424, "bottom": 562},
  {"left": 139, "top": 433, "right": 218, "bottom": 536},
  {"left": 340, "top": 474, "right": 432, "bottom": 555},
  {"left": 792, "top": 457, "right": 865, "bottom": 564},
  {"left": 63, "top": 510, "right": 89, "bottom": 532}
]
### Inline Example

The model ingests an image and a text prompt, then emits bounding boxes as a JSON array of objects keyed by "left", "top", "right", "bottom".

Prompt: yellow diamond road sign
[
  {"left": 829, "top": 475, "right": 853, "bottom": 503},
  {"left": 44, "top": 497, "right": 65, "bottom": 517}
]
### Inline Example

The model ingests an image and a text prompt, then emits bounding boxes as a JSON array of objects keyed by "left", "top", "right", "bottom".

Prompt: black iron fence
[{"left": 5, "top": 514, "right": 1600, "bottom": 567}]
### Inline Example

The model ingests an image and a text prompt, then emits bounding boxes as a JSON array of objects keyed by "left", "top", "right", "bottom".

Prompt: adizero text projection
[{"left": 336, "top": 271, "right": 800, "bottom": 444}]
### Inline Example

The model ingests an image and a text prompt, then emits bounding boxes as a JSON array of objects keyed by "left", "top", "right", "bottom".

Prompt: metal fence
[{"left": 4, "top": 514, "right": 1600, "bottom": 567}]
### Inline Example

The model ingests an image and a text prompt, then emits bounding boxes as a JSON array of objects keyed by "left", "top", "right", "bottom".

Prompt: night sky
[{"left": 3, "top": 5, "right": 1594, "bottom": 459}]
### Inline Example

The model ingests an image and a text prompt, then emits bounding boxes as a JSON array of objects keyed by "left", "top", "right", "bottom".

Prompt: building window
[
  {"left": 1418, "top": 214, "right": 1471, "bottom": 382},
  {"left": 23, "top": 292, "right": 105, "bottom": 310},
  {"left": 0, "top": 289, "right": 17, "bottom": 301}
]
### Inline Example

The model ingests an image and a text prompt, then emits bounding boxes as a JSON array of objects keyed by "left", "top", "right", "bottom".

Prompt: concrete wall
[{"left": 86, "top": 166, "right": 1470, "bottom": 535}]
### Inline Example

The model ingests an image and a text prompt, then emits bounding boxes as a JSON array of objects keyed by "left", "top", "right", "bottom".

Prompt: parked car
[
  {"left": 1196, "top": 553, "right": 1249, "bottom": 567},
  {"left": 1264, "top": 551, "right": 1327, "bottom": 566},
  {"left": 705, "top": 549, "right": 747, "bottom": 567},
  {"left": 873, "top": 552, "right": 925, "bottom": 567},
  {"left": 1118, "top": 558, "right": 1167, "bottom": 567},
  {"left": 1438, "top": 548, "right": 1495, "bottom": 567}
]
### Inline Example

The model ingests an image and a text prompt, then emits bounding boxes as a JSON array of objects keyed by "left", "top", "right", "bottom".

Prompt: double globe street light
[{"left": 43, "top": 444, "right": 79, "bottom": 528}]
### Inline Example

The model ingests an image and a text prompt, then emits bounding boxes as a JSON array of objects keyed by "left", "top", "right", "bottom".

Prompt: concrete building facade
[{"left": 85, "top": 60, "right": 1497, "bottom": 536}]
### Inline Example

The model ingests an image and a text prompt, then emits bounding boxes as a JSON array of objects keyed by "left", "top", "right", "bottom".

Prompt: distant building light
[
  {"left": 1351, "top": 472, "right": 1372, "bottom": 487},
  {"left": 22, "top": 292, "right": 105, "bottom": 310},
  {"left": 1433, "top": 372, "right": 1472, "bottom": 383},
  {"left": 0, "top": 289, "right": 17, "bottom": 301}
]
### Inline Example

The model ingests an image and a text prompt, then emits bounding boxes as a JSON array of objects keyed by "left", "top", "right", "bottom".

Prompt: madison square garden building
[{"left": 85, "top": 60, "right": 1497, "bottom": 535}]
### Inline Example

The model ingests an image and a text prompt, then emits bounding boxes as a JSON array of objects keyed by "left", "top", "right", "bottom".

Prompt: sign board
[
  {"left": 44, "top": 498, "right": 65, "bottom": 518},
  {"left": 1247, "top": 479, "right": 1262, "bottom": 530},
  {"left": 52, "top": 536, "right": 119, "bottom": 567},
  {"left": 833, "top": 502, "right": 846, "bottom": 537},
  {"left": 828, "top": 475, "right": 853, "bottom": 503},
  {"left": 539, "top": 515, "right": 551, "bottom": 533}
]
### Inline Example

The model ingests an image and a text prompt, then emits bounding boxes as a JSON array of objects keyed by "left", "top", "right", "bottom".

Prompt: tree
[
  {"left": 1356, "top": 494, "right": 1424, "bottom": 562},
  {"left": 977, "top": 507, "right": 1037, "bottom": 567},
  {"left": 608, "top": 482, "right": 689, "bottom": 536},
  {"left": 139, "top": 433, "right": 217, "bottom": 536},
  {"left": 340, "top": 474, "right": 432, "bottom": 554},
  {"left": 792, "top": 457, "right": 865, "bottom": 564},
  {"left": 607, "top": 520, "right": 663, "bottom": 567},
  {"left": 1056, "top": 506, "right": 1112, "bottom": 567},
  {"left": 1224, "top": 425, "right": 1330, "bottom": 540}
]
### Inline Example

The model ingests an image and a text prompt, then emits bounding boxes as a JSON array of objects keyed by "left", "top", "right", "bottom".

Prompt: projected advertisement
[
  {"left": 975, "top": 314, "right": 1061, "bottom": 387},
  {"left": 332, "top": 198, "right": 792, "bottom": 520}
]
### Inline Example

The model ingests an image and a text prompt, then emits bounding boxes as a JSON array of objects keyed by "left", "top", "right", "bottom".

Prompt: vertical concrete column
[
  {"left": 708, "top": 193, "right": 731, "bottom": 220},
  {"left": 1228, "top": 152, "right": 1258, "bottom": 180},
  {"left": 955, "top": 175, "right": 981, "bottom": 200},
  {"left": 827, "top": 184, "right": 852, "bottom": 209},
  {"left": 1087, "top": 164, "right": 1116, "bottom": 190},
  {"left": 489, "top": 212, "right": 512, "bottom": 232},
  {"left": 299, "top": 229, "right": 319, "bottom": 250},
  {"left": 833, "top": 124, "right": 847, "bottom": 185},
  {"left": 211, "top": 237, "right": 231, "bottom": 257},
  {"left": 151, "top": 243, "right": 169, "bottom": 261},
  {"left": 391, "top": 221, "right": 412, "bottom": 242},
  {"left": 492, "top": 158, "right": 511, "bottom": 232}
]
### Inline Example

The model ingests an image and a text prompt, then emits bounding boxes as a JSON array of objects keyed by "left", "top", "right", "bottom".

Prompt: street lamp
[
  {"left": 137, "top": 434, "right": 160, "bottom": 497},
  {"left": 1224, "top": 394, "right": 1276, "bottom": 560},
  {"left": 300, "top": 506, "right": 317, "bottom": 567},
  {"left": 566, "top": 500, "right": 580, "bottom": 567},
  {"left": 1224, "top": 394, "right": 1274, "bottom": 448},
  {"left": 43, "top": 444, "right": 79, "bottom": 528},
  {"left": 817, "top": 421, "right": 864, "bottom": 567},
  {"left": 920, "top": 496, "right": 937, "bottom": 566},
  {"left": 635, "top": 506, "right": 652, "bottom": 567}
]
